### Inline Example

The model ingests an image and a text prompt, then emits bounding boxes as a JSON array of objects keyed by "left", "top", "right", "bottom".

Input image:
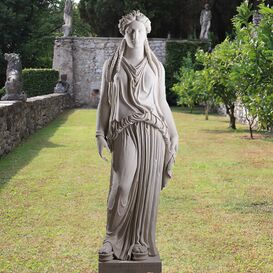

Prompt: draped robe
[{"left": 97, "top": 55, "right": 175, "bottom": 260}]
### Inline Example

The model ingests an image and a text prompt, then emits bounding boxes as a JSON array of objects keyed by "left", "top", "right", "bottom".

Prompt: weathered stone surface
[
  {"left": 0, "top": 93, "right": 73, "bottom": 157},
  {"left": 99, "top": 255, "right": 162, "bottom": 273},
  {"left": 2, "top": 53, "right": 26, "bottom": 102},
  {"left": 53, "top": 37, "right": 166, "bottom": 107}
]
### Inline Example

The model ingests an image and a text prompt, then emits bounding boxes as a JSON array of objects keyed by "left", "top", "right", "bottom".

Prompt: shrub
[
  {"left": 165, "top": 40, "right": 209, "bottom": 105},
  {"left": 22, "top": 69, "right": 59, "bottom": 97}
]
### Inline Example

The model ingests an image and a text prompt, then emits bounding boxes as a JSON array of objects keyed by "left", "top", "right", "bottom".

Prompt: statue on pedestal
[
  {"left": 200, "top": 4, "right": 212, "bottom": 40},
  {"left": 96, "top": 10, "right": 178, "bottom": 263},
  {"left": 63, "top": 0, "right": 73, "bottom": 37},
  {"left": 54, "top": 74, "right": 70, "bottom": 93},
  {"left": 1, "top": 53, "right": 26, "bottom": 101}
]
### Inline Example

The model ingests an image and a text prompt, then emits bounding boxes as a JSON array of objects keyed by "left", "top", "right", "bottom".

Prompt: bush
[
  {"left": 22, "top": 68, "right": 59, "bottom": 97},
  {"left": 165, "top": 40, "right": 209, "bottom": 105}
]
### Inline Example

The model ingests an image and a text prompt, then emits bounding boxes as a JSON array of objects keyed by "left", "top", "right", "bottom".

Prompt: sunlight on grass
[{"left": 0, "top": 108, "right": 272, "bottom": 273}]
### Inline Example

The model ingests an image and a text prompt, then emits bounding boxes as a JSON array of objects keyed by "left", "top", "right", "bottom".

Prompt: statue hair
[{"left": 118, "top": 10, "right": 151, "bottom": 36}]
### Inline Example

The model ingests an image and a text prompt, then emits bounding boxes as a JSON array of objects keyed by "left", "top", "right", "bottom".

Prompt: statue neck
[{"left": 124, "top": 46, "right": 145, "bottom": 66}]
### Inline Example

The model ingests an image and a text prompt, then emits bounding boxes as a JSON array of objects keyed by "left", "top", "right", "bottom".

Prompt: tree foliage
[
  {"left": 231, "top": 1, "right": 273, "bottom": 136},
  {"left": 173, "top": 1, "right": 273, "bottom": 136},
  {"left": 0, "top": 0, "right": 60, "bottom": 85},
  {"left": 78, "top": 0, "right": 252, "bottom": 39},
  {"left": 78, "top": 0, "right": 178, "bottom": 37},
  {"left": 0, "top": 0, "right": 91, "bottom": 87}
]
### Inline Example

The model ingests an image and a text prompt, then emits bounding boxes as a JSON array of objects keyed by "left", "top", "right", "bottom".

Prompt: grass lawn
[{"left": 0, "top": 108, "right": 272, "bottom": 273}]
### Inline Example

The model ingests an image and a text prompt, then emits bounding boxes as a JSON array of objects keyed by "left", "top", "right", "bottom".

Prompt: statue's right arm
[
  {"left": 200, "top": 11, "right": 204, "bottom": 25},
  {"left": 96, "top": 60, "right": 111, "bottom": 160}
]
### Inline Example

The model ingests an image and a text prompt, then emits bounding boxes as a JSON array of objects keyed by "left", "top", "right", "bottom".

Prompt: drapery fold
[{"left": 104, "top": 122, "right": 165, "bottom": 260}]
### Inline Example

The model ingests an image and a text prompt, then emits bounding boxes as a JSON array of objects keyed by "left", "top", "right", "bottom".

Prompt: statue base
[
  {"left": 1, "top": 93, "right": 27, "bottom": 102},
  {"left": 99, "top": 255, "right": 162, "bottom": 273}
]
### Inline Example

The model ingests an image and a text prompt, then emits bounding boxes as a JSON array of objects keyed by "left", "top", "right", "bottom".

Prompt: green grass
[{"left": 0, "top": 108, "right": 272, "bottom": 273}]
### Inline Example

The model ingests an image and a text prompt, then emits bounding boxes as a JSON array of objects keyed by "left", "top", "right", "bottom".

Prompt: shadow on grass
[
  {"left": 225, "top": 200, "right": 273, "bottom": 214},
  {"left": 201, "top": 128, "right": 273, "bottom": 142},
  {"left": 0, "top": 109, "right": 75, "bottom": 191},
  {"left": 258, "top": 132, "right": 273, "bottom": 142},
  {"left": 171, "top": 106, "right": 222, "bottom": 116},
  {"left": 201, "top": 128, "right": 250, "bottom": 134}
]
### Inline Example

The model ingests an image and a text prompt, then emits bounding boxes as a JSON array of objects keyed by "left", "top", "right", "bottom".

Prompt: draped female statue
[
  {"left": 63, "top": 0, "right": 73, "bottom": 37},
  {"left": 96, "top": 10, "right": 178, "bottom": 262},
  {"left": 200, "top": 4, "right": 212, "bottom": 40}
]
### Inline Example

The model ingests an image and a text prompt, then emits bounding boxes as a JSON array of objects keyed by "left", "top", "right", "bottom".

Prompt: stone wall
[
  {"left": 53, "top": 37, "right": 167, "bottom": 107},
  {"left": 0, "top": 93, "right": 73, "bottom": 156}
]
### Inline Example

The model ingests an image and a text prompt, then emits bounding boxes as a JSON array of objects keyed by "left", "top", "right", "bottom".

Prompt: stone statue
[
  {"left": 252, "top": 10, "right": 263, "bottom": 26},
  {"left": 200, "top": 3, "right": 212, "bottom": 40},
  {"left": 63, "top": 0, "right": 73, "bottom": 37},
  {"left": 54, "top": 74, "right": 70, "bottom": 93},
  {"left": 1, "top": 53, "right": 26, "bottom": 101},
  {"left": 96, "top": 10, "right": 178, "bottom": 263}
]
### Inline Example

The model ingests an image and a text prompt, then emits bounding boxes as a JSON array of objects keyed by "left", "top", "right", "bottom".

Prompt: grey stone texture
[
  {"left": 2, "top": 53, "right": 26, "bottom": 102},
  {"left": 99, "top": 255, "right": 162, "bottom": 273},
  {"left": 0, "top": 93, "right": 73, "bottom": 156},
  {"left": 53, "top": 37, "right": 166, "bottom": 107}
]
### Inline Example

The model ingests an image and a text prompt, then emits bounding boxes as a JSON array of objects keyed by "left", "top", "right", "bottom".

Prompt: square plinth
[{"left": 99, "top": 255, "right": 162, "bottom": 273}]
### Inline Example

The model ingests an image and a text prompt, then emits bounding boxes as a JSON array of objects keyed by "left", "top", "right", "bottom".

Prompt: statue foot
[
  {"left": 98, "top": 242, "right": 114, "bottom": 262},
  {"left": 132, "top": 244, "right": 148, "bottom": 261}
]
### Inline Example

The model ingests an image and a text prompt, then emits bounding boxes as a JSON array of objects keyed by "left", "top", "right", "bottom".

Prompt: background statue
[
  {"left": 252, "top": 9, "right": 263, "bottom": 26},
  {"left": 200, "top": 3, "right": 212, "bottom": 40},
  {"left": 96, "top": 10, "right": 178, "bottom": 262},
  {"left": 63, "top": 0, "right": 73, "bottom": 37},
  {"left": 54, "top": 74, "right": 70, "bottom": 93},
  {"left": 1, "top": 53, "right": 26, "bottom": 101}
]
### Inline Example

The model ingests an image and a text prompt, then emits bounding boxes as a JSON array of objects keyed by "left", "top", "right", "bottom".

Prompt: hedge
[
  {"left": 165, "top": 40, "right": 209, "bottom": 105},
  {"left": 23, "top": 68, "right": 59, "bottom": 97}
]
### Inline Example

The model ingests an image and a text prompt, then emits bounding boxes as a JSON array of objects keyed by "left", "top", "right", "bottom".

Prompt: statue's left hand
[
  {"left": 170, "top": 135, "right": 179, "bottom": 154},
  {"left": 96, "top": 136, "right": 110, "bottom": 161}
]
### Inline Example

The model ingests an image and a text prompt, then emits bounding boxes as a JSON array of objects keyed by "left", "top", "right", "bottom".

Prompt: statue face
[{"left": 124, "top": 20, "right": 147, "bottom": 49}]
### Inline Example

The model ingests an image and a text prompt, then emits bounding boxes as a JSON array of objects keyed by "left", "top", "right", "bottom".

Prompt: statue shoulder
[
  {"left": 103, "top": 58, "right": 111, "bottom": 70},
  {"left": 158, "top": 61, "right": 165, "bottom": 75}
]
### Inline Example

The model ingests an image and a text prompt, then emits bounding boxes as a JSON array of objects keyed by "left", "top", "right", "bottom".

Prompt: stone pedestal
[
  {"left": 53, "top": 38, "right": 74, "bottom": 99},
  {"left": 99, "top": 256, "right": 162, "bottom": 273}
]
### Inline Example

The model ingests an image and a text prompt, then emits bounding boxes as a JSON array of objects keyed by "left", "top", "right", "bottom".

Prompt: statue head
[
  {"left": 4, "top": 53, "right": 20, "bottom": 63},
  {"left": 204, "top": 3, "right": 210, "bottom": 10},
  {"left": 118, "top": 10, "right": 151, "bottom": 48},
  {"left": 108, "top": 11, "right": 159, "bottom": 80}
]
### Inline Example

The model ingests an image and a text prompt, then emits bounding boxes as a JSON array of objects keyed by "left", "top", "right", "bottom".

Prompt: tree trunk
[
  {"left": 205, "top": 102, "right": 209, "bottom": 120},
  {"left": 249, "top": 123, "right": 254, "bottom": 139},
  {"left": 245, "top": 108, "right": 256, "bottom": 139},
  {"left": 226, "top": 103, "right": 236, "bottom": 129}
]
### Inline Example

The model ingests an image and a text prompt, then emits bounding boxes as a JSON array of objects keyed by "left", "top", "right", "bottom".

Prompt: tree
[
  {"left": 172, "top": 52, "right": 215, "bottom": 119},
  {"left": 0, "top": 0, "right": 91, "bottom": 87},
  {"left": 195, "top": 40, "right": 239, "bottom": 129},
  {"left": 0, "top": 0, "right": 61, "bottom": 86},
  {"left": 172, "top": 54, "right": 198, "bottom": 112},
  {"left": 231, "top": 1, "right": 273, "bottom": 137},
  {"left": 174, "top": 0, "right": 273, "bottom": 136},
  {"left": 78, "top": 0, "right": 251, "bottom": 39}
]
